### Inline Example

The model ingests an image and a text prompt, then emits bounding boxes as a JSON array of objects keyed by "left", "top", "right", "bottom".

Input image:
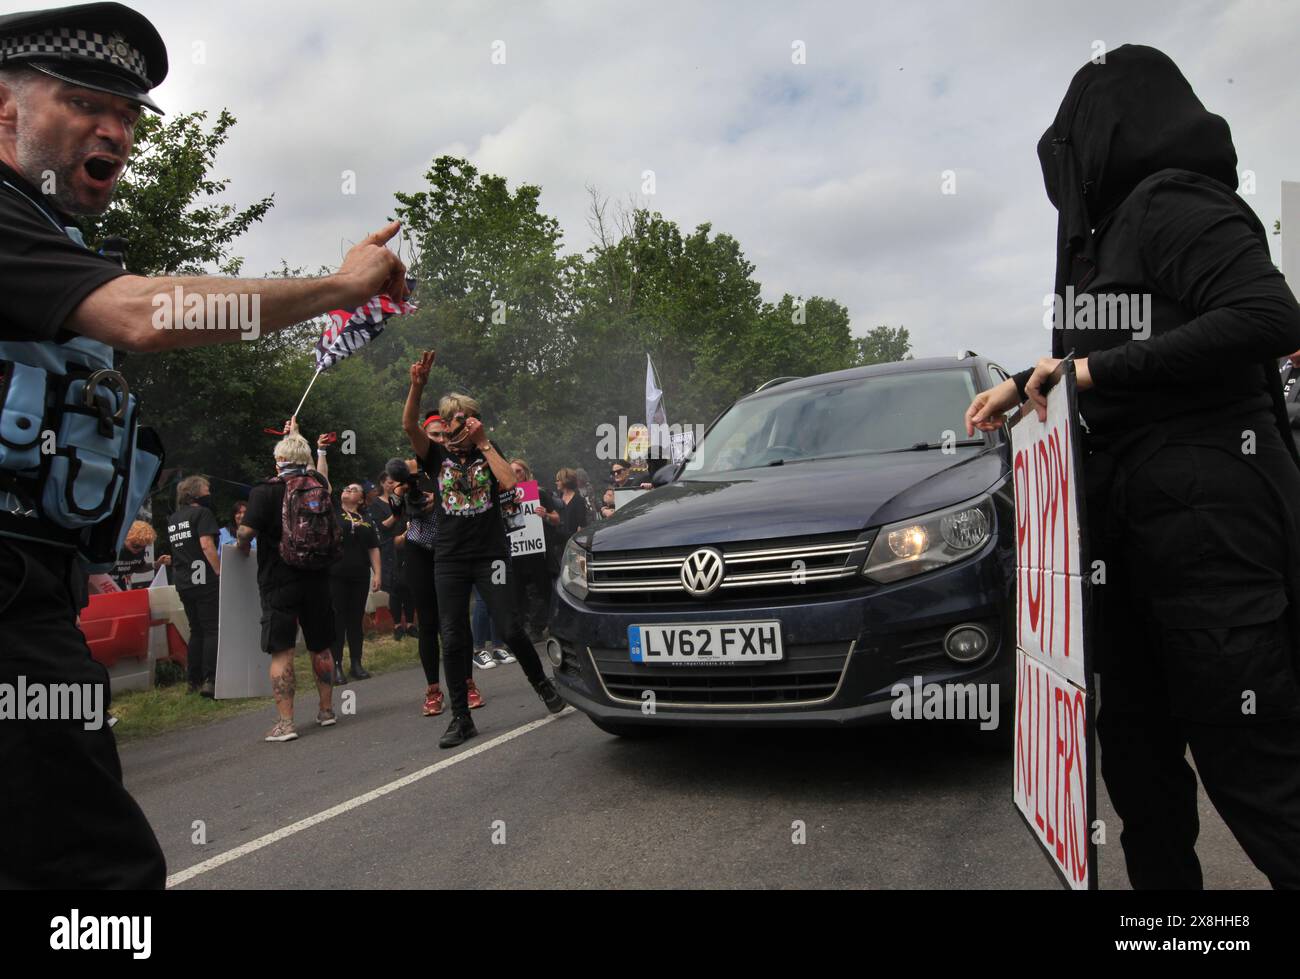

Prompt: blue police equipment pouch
[{"left": 0, "top": 180, "right": 164, "bottom": 570}]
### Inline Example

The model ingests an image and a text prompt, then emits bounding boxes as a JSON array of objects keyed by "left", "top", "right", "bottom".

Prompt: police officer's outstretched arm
[{"left": 66, "top": 222, "right": 408, "bottom": 352}]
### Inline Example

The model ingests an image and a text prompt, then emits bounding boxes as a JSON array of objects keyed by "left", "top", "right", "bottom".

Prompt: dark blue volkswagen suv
[{"left": 548, "top": 355, "right": 1016, "bottom": 736}]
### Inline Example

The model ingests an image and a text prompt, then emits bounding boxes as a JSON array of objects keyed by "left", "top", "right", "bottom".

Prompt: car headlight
[
  {"left": 560, "top": 537, "right": 590, "bottom": 600},
  {"left": 862, "top": 496, "right": 993, "bottom": 583}
]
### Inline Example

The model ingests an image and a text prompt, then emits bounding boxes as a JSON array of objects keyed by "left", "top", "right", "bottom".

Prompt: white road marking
[{"left": 166, "top": 707, "right": 574, "bottom": 888}]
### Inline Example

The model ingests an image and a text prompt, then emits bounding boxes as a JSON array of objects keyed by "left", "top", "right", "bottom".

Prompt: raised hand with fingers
[
  {"left": 340, "top": 221, "right": 409, "bottom": 306},
  {"left": 410, "top": 349, "right": 435, "bottom": 388}
]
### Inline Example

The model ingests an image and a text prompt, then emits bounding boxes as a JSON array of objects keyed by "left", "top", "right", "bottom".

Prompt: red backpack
[{"left": 274, "top": 470, "right": 342, "bottom": 569}]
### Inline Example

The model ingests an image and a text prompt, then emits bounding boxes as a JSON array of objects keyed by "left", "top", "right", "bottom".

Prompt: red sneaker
[
  {"left": 467, "top": 680, "right": 485, "bottom": 710},
  {"left": 423, "top": 684, "right": 444, "bottom": 716}
]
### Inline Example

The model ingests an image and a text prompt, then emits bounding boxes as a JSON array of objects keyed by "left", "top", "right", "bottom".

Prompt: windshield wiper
[{"left": 890, "top": 439, "right": 986, "bottom": 453}]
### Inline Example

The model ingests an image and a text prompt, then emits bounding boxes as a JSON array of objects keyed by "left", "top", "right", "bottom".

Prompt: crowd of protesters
[{"left": 118, "top": 349, "right": 649, "bottom": 745}]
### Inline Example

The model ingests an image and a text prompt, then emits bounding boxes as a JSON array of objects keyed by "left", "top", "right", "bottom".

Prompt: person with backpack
[{"left": 235, "top": 421, "right": 342, "bottom": 743}]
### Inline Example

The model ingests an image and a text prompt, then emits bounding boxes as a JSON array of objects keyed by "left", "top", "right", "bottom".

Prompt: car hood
[{"left": 584, "top": 447, "right": 1009, "bottom": 552}]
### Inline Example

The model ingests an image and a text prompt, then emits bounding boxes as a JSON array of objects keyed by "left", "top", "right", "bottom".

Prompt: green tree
[{"left": 853, "top": 325, "right": 913, "bottom": 365}]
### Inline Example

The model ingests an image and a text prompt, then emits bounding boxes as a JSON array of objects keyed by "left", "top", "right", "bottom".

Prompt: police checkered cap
[{"left": 1, "top": 26, "right": 147, "bottom": 85}]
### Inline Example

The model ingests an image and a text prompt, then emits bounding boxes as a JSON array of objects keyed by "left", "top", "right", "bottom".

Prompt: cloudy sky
[{"left": 125, "top": 0, "right": 1300, "bottom": 371}]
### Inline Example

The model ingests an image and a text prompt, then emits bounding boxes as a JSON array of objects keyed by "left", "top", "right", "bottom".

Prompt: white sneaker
[
  {"left": 491, "top": 647, "right": 516, "bottom": 665},
  {"left": 472, "top": 650, "right": 497, "bottom": 670}
]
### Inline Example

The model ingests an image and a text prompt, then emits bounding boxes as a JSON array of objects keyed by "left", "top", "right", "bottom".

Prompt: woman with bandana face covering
[
  {"left": 403, "top": 351, "right": 565, "bottom": 748},
  {"left": 967, "top": 46, "right": 1300, "bottom": 888}
]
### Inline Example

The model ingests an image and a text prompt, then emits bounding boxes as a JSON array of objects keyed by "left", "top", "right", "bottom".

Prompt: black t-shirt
[
  {"left": 167, "top": 504, "right": 220, "bottom": 594},
  {"left": 0, "top": 161, "right": 130, "bottom": 342},
  {"left": 419, "top": 441, "right": 510, "bottom": 561},
  {"left": 110, "top": 546, "right": 151, "bottom": 590},
  {"left": 332, "top": 510, "right": 379, "bottom": 579}
]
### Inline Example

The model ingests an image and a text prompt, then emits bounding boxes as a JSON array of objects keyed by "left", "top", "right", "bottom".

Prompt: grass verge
[{"left": 109, "top": 633, "right": 420, "bottom": 743}]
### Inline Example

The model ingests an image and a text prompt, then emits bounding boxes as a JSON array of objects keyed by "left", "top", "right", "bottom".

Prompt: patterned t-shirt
[{"left": 419, "top": 440, "right": 511, "bottom": 561}]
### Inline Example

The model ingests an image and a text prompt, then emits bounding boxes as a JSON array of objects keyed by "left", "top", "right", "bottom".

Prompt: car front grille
[
  {"left": 586, "top": 531, "right": 872, "bottom": 602},
  {"left": 587, "top": 641, "right": 854, "bottom": 707}
]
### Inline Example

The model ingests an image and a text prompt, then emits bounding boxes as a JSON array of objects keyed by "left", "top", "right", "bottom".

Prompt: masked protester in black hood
[{"left": 968, "top": 45, "right": 1300, "bottom": 889}]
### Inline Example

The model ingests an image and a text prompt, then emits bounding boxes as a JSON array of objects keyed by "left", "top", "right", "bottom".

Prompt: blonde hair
[
  {"left": 439, "top": 392, "right": 481, "bottom": 419},
  {"left": 176, "top": 475, "right": 210, "bottom": 507},
  {"left": 555, "top": 468, "right": 578, "bottom": 491},
  {"left": 510, "top": 458, "right": 533, "bottom": 480},
  {"left": 273, "top": 434, "right": 312, "bottom": 466},
  {"left": 125, "top": 520, "right": 156, "bottom": 550}
]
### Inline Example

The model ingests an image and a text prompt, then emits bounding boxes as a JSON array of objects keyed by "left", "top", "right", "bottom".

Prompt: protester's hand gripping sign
[
  {"left": 507, "top": 480, "right": 546, "bottom": 559},
  {"left": 1010, "top": 359, "right": 1097, "bottom": 890}
]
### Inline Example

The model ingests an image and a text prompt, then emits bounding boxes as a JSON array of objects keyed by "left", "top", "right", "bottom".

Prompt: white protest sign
[
  {"left": 214, "top": 542, "right": 271, "bottom": 699},
  {"left": 1010, "top": 361, "right": 1096, "bottom": 890},
  {"left": 507, "top": 479, "right": 546, "bottom": 559}
]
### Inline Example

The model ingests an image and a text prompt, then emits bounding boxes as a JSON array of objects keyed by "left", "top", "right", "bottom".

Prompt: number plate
[{"left": 628, "top": 621, "right": 783, "bottom": 664}]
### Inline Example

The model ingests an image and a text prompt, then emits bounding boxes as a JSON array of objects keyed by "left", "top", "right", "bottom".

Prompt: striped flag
[{"left": 313, "top": 287, "right": 417, "bottom": 372}]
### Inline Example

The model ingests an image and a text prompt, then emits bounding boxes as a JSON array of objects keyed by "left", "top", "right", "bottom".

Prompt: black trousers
[
  {"left": 512, "top": 554, "right": 552, "bottom": 640},
  {"left": 1094, "top": 428, "right": 1300, "bottom": 888},
  {"left": 0, "top": 537, "right": 166, "bottom": 888},
  {"left": 405, "top": 543, "right": 468, "bottom": 686},
  {"left": 330, "top": 575, "right": 369, "bottom": 669},
  {"left": 435, "top": 557, "right": 546, "bottom": 716},
  {"left": 388, "top": 580, "right": 415, "bottom": 625},
  {"left": 179, "top": 586, "right": 220, "bottom": 686}
]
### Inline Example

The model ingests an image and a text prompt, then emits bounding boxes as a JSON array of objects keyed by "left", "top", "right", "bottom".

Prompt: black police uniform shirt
[
  {"left": 418, "top": 441, "right": 510, "bottom": 561},
  {"left": 166, "top": 504, "right": 220, "bottom": 594},
  {"left": 0, "top": 161, "right": 129, "bottom": 342},
  {"left": 332, "top": 510, "right": 378, "bottom": 580}
]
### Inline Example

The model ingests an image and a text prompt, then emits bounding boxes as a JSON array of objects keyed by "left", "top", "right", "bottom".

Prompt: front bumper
[{"left": 549, "top": 541, "right": 1014, "bottom": 729}]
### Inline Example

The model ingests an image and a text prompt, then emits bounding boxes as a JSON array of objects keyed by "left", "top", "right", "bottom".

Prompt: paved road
[{"left": 121, "top": 657, "right": 1267, "bottom": 889}]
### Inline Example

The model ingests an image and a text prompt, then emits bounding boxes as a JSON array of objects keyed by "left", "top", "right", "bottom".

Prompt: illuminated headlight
[
  {"left": 560, "top": 538, "right": 590, "bottom": 600},
  {"left": 863, "top": 496, "right": 994, "bottom": 584}
]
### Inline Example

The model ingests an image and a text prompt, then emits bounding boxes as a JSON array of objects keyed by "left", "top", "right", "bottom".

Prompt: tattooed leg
[
  {"left": 269, "top": 650, "right": 295, "bottom": 720},
  {"left": 312, "top": 649, "right": 334, "bottom": 709}
]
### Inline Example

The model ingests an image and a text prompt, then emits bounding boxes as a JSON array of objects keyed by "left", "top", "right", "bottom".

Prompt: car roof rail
[{"left": 754, "top": 375, "right": 803, "bottom": 392}]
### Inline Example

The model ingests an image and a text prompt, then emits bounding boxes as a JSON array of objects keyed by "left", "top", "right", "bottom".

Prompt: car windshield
[{"left": 683, "top": 368, "right": 984, "bottom": 476}]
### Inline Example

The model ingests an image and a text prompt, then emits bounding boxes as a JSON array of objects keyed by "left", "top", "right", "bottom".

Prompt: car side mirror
[{"left": 651, "top": 462, "right": 682, "bottom": 487}]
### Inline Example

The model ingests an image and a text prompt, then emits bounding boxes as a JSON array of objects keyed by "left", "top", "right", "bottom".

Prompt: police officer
[{"left": 0, "top": 2, "right": 407, "bottom": 887}]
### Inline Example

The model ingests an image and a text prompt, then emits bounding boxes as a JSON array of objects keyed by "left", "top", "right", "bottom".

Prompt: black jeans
[
  {"left": 1094, "top": 428, "right": 1300, "bottom": 888},
  {"left": 179, "top": 586, "right": 220, "bottom": 686},
  {"left": 435, "top": 556, "right": 546, "bottom": 716},
  {"left": 388, "top": 580, "right": 415, "bottom": 626},
  {"left": 330, "top": 574, "right": 369, "bottom": 669},
  {"left": 0, "top": 538, "right": 166, "bottom": 888},
  {"left": 512, "top": 554, "right": 552, "bottom": 640},
  {"left": 405, "top": 542, "right": 467, "bottom": 686}
]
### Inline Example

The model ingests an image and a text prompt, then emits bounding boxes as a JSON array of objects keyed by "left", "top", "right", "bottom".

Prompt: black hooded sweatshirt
[{"left": 1013, "top": 45, "right": 1300, "bottom": 444}]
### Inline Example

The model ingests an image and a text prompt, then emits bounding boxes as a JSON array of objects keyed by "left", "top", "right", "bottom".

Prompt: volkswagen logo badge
[{"left": 681, "top": 547, "right": 725, "bottom": 597}]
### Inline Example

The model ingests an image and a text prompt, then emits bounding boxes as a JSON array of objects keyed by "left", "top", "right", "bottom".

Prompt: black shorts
[{"left": 258, "top": 568, "right": 335, "bottom": 653}]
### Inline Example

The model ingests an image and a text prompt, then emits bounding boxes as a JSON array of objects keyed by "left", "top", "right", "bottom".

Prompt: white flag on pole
[{"left": 646, "top": 353, "right": 668, "bottom": 459}]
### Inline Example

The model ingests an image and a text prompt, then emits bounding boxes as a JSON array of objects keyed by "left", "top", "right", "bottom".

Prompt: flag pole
[{"left": 291, "top": 366, "right": 324, "bottom": 421}]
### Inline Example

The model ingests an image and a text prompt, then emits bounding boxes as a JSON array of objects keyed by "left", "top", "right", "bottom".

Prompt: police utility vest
[{"left": 0, "top": 178, "right": 164, "bottom": 571}]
